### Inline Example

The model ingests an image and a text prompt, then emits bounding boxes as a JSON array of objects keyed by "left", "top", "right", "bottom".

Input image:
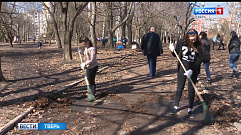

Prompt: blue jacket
[
  {"left": 38, "top": 42, "right": 42, "bottom": 46},
  {"left": 213, "top": 35, "right": 217, "bottom": 42}
]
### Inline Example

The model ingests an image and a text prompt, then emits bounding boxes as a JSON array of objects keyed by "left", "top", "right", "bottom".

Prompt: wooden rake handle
[
  {"left": 77, "top": 51, "right": 90, "bottom": 86},
  {"left": 173, "top": 49, "right": 204, "bottom": 102},
  {"left": 78, "top": 51, "right": 83, "bottom": 65}
]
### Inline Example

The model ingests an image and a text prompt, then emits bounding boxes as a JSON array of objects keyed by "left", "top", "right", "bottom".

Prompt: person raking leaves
[
  {"left": 169, "top": 29, "right": 204, "bottom": 119},
  {"left": 80, "top": 37, "right": 99, "bottom": 101}
]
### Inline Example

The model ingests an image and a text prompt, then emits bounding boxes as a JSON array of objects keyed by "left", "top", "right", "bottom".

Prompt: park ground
[{"left": 0, "top": 41, "right": 241, "bottom": 135}]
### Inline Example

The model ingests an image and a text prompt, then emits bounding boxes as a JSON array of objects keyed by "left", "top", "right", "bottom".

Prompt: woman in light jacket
[{"left": 81, "top": 37, "right": 99, "bottom": 96}]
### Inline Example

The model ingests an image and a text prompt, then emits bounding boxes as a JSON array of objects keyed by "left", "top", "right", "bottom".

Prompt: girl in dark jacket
[
  {"left": 169, "top": 29, "right": 203, "bottom": 118},
  {"left": 199, "top": 31, "right": 211, "bottom": 83},
  {"left": 228, "top": 31, "right": 240, "bottom": 78}
]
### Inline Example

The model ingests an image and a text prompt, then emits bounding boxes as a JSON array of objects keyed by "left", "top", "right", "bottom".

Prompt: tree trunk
[
  {"left": 121, "top": 3, "right": 127, "bottom": 38},
  {"left": 64, "top": 30, "right": 72, "bottom": 61},
  {"left": 53, "top": 20, "right": 62, "bottom": 48},
  {"left": 127, "top": 4, "right": 134, "bottom": 46},
  {"left": 111, "top": 2, "right": 133, "bottom": 48},
  {"left": 127, "top": 20, "right": 132, "bottom": 46},
  {"left": 0, "top": 5, "right": 5, "bottom": 82},
  {"left": 105, "top": 2, "right": 113, "bottom": 49},
  {"left": 75, "top": 24, "right": 79, "bottom": 47},
  {"left": 90, "top": 2, "right": 97, "bottom": 53},
  {"left": 183, "top": 2, "right": 196, "bottom": 37},
  {"left": 62, "top": 2, "right": 70, "bottom": 61},
  {"left": 61, "top": 2, "right": 88, "bottom": 61},
  {"left": 137, "top": 28, "right": 141, "bottom": 44},
  {"left": 49, "top": 38, "right": 51, "bottom": 46},
  {"left": 108, "top": 31, "right": 114, "bottom": 49},
  {"left": 0, "top": 57, "right": 6, "bottom": 82},
  {"left": 0, "top": 2, "right": 2, "bottom": 11},
  {"left": 42, "top": 2, "right": 62, "bottom": 48},
  {"left": 9, "top": 34, "right": 13, "bottom": 47}
]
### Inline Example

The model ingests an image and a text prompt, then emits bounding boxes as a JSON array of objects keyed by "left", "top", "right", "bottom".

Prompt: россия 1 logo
[{"left": 193, "top": 7, "right": 223, "bottom": 15}]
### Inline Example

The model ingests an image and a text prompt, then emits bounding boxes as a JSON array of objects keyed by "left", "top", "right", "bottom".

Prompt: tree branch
[{"left": 111, "top": 2, "right": 133, "bottom": 32}]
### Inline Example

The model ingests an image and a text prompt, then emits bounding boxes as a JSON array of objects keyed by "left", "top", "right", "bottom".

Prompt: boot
[
  {"left": 230, "top": 72, "right": 235, "bottom": 78},
  {"left": 235, "top": 71, "right": 239, "bottom": 78}
]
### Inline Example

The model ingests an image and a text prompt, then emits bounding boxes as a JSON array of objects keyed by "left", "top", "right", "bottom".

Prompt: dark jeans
[
  {"left": 113, "top": 41, "right": 116, "bottom": 48},
  {"left": 229, "top": 53, "right": 240, "bottom": 73},
  {"left": 175, "top": 65, "right": 199, "bottom": 109},
  {"left": 86, "top": 65, "right": 98, "bottom": 95},
  {"left": 217, "top": 42, "right": 225, "bottom": 50},
  {"left": 102, "top": 42, "right": 105, "bottom": 47},
  {"left": 203, "top": 60, "right": 211, "bottom": 80},
  {"left": 212, "top": 41, "right": 216, "bottom": 50},
  {"left": 147, "top": 55, "right": 157, "bottom": 77}
]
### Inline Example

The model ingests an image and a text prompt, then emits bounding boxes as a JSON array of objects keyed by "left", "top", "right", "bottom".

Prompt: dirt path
[{"left": 1, "top": 42, "right": 241, "bottom": 135}]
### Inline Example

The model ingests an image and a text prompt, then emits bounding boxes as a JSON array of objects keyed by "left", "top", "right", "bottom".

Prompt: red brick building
[
  {"left": 191, "top": 19, "right": 205, "bottom": 33},
  {"left": 191, "top": 17, "right": 230, "bottom": 34}
]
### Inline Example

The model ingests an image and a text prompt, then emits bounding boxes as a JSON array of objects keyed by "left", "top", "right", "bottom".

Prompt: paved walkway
[
  {"left": 3, "top": 43, "right": 240, "bottom": 134},
  {"left": 66, "top": 48, "right": 211, "bottom": 135}
]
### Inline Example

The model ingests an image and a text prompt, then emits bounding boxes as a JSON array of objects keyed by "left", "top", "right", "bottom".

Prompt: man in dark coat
[{"left": 141, "top": 26, "right": 163, "bottom": 78}]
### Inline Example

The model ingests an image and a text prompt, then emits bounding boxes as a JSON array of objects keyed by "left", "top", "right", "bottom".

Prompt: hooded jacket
[
  {"left": 201, "top": 38, "right": 211, "bottom": 61},
  {"left": 228, "top": 36, "right": 240, "bottom": 54}
]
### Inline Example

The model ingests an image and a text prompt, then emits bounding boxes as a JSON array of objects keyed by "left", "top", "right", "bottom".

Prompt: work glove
[
  {"left": 184, "top": 69, "right": 193, "bottom": 79},
  {"left": 169, "top": 43, "right": 175, "bottom": 52},
  {"left": 81, "top": 63, "right": 86, "bottom": 69},
  {"left": 77, "top": 49, "right": 82, "bottom": 53}
]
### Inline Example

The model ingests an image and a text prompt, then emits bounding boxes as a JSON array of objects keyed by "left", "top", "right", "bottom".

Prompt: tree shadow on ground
[
  {"left": 1, "top": 49, "right": 63, "bottom": 59},
  {"left": 0, "top": 67, "right": 84, "bottom": 107}
]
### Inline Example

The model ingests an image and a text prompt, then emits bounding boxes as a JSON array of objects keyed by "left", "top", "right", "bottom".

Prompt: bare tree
[
  {"left": 121, "top": 2, "right": 127, "bottom": 39},
  {"left": 0, "top": 2, "right": 18, "bottom": 47},
  {"left": 105, "top": 2, "right": 134, "bottom": 49},
  {"left": 90, "top": 2, "right": 97, "bottom": 52},
  {"left": 127, "top": 2, "right": 135, "bottom": 46},
  {"left": 43, "top": 2, "right": 62, "bottom": 48},
  {"left": 132, "top": 2, "right": 166, "bottom": 44},
  {"left": 0, "top": 1, "right": 6, "bottom": 82},
  {"left": 59, "top": 2, "right": 88, "bottom": 61},
  {"left": 227, "top": 2, "right": 241, "bottom": 37}
]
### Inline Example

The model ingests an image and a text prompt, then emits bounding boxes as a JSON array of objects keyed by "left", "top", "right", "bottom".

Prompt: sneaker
[
  {"left": 188, "top": 111, "right": 194, "bottom": 118},
  {"left": 205, "top": 79, "right": 211, "bottom": 84},
  {"left": 170, "top": 108, "right": 178, "bottom": 115},
  {"left": 231, "top": 72, "right": 236, "bottom": 78},
  {"left": 147, "top": 75, "right": 155, "bottom": 78}
]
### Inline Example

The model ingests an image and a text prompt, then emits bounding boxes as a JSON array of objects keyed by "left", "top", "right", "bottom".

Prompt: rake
[
  {"left": 77, "top": 48, "right": 95, "bottom": 102},
  {"left": 173, "top": 48, "right": 213, "bottom": 124}
]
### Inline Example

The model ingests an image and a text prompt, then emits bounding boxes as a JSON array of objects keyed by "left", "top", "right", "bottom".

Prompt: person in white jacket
[{"left": 81, "top": 37, "right": 99, "bottom": 96}]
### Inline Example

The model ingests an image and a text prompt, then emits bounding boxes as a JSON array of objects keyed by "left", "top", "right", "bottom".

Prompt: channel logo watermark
[
  {"left": 194, "top": 7, "right": 223, "bottom": 15},
  {"left": 18, "top": 123, "right": 66, "bottom": 130}
]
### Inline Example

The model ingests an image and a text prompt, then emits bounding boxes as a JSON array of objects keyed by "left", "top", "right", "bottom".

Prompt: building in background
[
  {"left": 25, "top": 3, "right": 50, "bottom": 41},
  {"left": 191, "top": 16, "right": 231, "bottom": 35},
  {"left": 33, "top": 11, "right": 46, "bottom": 40}
]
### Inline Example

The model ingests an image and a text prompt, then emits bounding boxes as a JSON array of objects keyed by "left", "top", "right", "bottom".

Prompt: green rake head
[
  {"left": 87, "top": 85, "right": 95, "bottom": 102},
  {"left": 202, "top": 102, "right": 214, "bottom": 124}
]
